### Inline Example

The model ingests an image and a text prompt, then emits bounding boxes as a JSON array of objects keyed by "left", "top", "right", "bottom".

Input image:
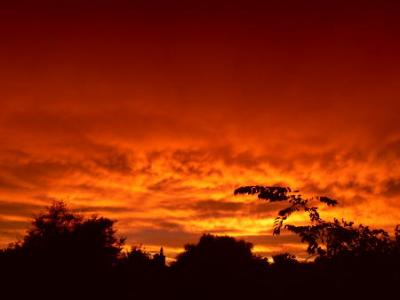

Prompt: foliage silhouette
[
  {"left": 21, "top": 201, "right": 125, "bottom": 271},
  {"left": 173, "top": 234, "right": 268, "bottom": 275},
  {"left": 170, "top": 234, "right": 269, "bottom": 299},
  {"left": 235, "top": 185, "right": 400, "bottom": 258},
  {"left": 0, "top": 202, "right": 126, "bottom": 299},
  {"left": 0, "top": 192, "right": 399, "bottom": 300},
  {"left": 235, "top": 185, "right": 400, "bottom": 298}
]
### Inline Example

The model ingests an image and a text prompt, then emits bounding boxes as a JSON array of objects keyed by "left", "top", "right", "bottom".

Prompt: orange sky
[{"left": 1, "top": 0, "right": 400, "bottom": 258}]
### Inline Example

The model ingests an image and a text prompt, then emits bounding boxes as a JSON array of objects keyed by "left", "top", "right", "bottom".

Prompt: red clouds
[{"left": 1, "top": 0, "right": 400, "bottom": 257}]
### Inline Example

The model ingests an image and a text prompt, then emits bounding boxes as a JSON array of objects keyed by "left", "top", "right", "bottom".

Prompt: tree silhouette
[
  {"left": 20, "top": 201, "right": 124, "bottom": 271},
  {"left": 171, "top": 234, "right": 269, "bottom": 299},
  {"left": 173, "top": 234, "right": 268, "bottom": 274},
  {"left": 0, "top": 201, "right": 126, "bottom": 299},
  {"left": 235, "top": 185, "right": 400, "bottom": 261},
  {"left": 173, "top": 233, "right": 270, "bottom": 283}
]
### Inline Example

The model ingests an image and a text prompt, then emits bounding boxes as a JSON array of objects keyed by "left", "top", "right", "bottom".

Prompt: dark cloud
[
  {"left": 127, "top": 228, "right": 199, "bottom": 248},
  {"left": 239, "top": 234, "right": 301, "bottom": 246},
  {"left": 92, "top": 151, "right": 132, "bottom": 174},
  {"left": 247, "top": 201, "right": 285, "bottom": 217},
  {"left": 0, "top": 176, "right": 27, "bottom": 191},
  {"left": 382, "top": 178, "right": 400, "bottom": 197},
  {"left": 169, "top": 146, "right": 263, "bottom": 174},
  {"left": 147, "top": 177, "right": 187, "bottom": 192},
  {"left": 203, "top": 227, "right": 241, "bottom": 234},
  {"left": 0, "top": 159, "right": 89, "bottom": 189},
  {"left": 73, "top": 205, "right": 129, "bottom": 214},
  {"left": 377, "top": 139, "right": 400, "bottom": 161},
  {"left": 0, "top": 229, "right": 24, "bottom": 240},
  {"left": 301, "top": 179, "right": 374, "bottom": 201},
  {"left": 0, "top": 200, "right": 42, "bottom": 217},
  {"left": 0, "top": 219, "right": 28, "bottom": 232},
  {"left": 191, "top": 199, "right": 244, "bottom": 213},
  {"left": 155, "top": 221, "right": 185, "bottom": 231}
]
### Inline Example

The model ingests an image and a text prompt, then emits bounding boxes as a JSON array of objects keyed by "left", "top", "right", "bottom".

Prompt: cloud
[
  {"left": 382, "top": 178, "right": 400, "bottom": 197},
  {"left": 0, "top": 160, "right": 86, "bottom": 188},
  {"left": 0, "top": 176, "right": 27, "bottom": 191},
  {"left": 147, "top": 177, "right": 187, "bottom": 193},
  {"left": 0, "top": 200, "right": 42, "bottom": 217},
  {"left": 2, "top": 140, "right": 400, "bottom": 252},
  {"left": 92, "top": 151, "right": 133, "bottom": 174},
  {"left": 0, "top": 218, "right": 29, "bottom": 243},
  {"left": 191, "top": 199, "right": 244, "bottom": 213},
  {"left": 72, "top": 205, "right": 129, "bottom": 214},
  {"left": 127, "top": 228, "right": 199, "bottom": 248}
]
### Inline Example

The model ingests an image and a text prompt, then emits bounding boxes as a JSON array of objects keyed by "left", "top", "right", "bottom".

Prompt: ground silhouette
[{"left": 1, "top": 187, "right": 399, "bottom": 299}]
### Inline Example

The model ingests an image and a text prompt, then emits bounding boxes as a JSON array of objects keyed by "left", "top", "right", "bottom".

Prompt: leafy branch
[{"left": 234, "top": 186, "right": 337, "bottom": 235}]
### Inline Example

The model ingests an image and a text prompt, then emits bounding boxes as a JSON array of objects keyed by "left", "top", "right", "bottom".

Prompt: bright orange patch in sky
[{"left": 1, "top": 0, "right": 400, "bottom": 258}]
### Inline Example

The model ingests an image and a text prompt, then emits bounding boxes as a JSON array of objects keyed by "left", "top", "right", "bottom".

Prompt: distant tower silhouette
[{"left": 153, "top": 247, "right": 166, "bottom": 267}]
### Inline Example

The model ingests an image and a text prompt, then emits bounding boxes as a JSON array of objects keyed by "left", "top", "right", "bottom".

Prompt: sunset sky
[{"left": 1, "top": 0, "right": 400, "bottom": 258}]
